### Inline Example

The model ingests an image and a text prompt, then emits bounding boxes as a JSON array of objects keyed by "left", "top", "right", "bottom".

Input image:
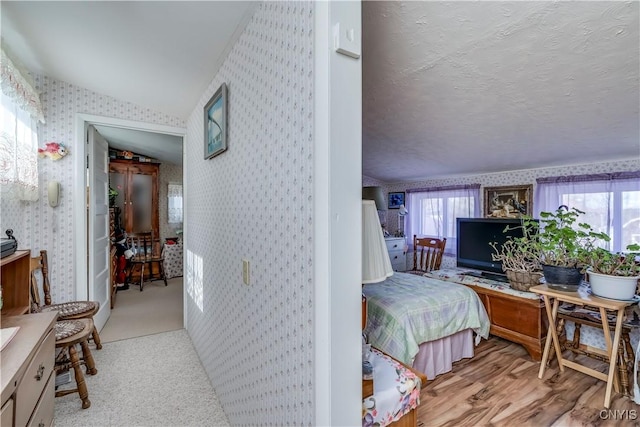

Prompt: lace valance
[{"left": 0, "top": 47, "right": 45, "bottom": 123}]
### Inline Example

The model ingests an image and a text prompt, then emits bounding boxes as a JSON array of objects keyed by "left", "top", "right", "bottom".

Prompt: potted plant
[
  {"left": 109, "top": 186, "right": 118, "bottom": 207},
  {"left": 584, "top": 244, "right": 640, "bottom": 300},
  {"left": 535, "top": 206, "right": 608, "bottom": 291},
  {"left": 490, "top": 217, "right": 543, "bottom": 291}
]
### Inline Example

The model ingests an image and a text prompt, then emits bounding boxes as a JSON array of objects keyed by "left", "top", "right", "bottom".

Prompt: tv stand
[{"left": 425, "top": 269, "right": 547, "bottom": 361}]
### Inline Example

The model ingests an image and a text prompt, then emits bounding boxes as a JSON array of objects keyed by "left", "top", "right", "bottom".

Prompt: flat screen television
[{"left": 456, "top": 217, "right": 538, "bottom": 281}]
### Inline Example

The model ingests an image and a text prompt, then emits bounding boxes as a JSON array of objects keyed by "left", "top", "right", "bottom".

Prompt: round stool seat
[
  {"left": 42, "top": 301, "right": 98, "bottom": 318},
  {"left": 55, "top": 319, "right": 93, "bottom": 346}
]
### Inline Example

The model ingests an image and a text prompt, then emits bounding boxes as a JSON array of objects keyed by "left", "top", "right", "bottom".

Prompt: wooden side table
[{"left": 530, "top": 284, "right": 632, "bottom": 408}]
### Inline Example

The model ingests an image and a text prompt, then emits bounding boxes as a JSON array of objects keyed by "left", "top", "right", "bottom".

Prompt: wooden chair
[
  {"left": 30, "top": 250, "right": 102, "bottom": 350},
  {"left": 126, "top": 231, "right": 168, "bottom": 291},
  {"left": 407, "top": 235, "right": 447, "bottom": 275}
]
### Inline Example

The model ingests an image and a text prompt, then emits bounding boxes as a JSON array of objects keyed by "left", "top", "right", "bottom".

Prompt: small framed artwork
[
  {"left": 484, "top": 184, "right": 533, "bottom": 218},
  {"left": 204, "top": 83, "right": 228, "bottom": 159},
  {"left": 388, "top": 192, "right": 405, "bottom": 209}
]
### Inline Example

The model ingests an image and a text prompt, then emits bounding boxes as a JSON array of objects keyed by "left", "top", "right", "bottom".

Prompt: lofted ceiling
[
  {"left": 363, "top": 1, "right": 640, "bottom": 183},
  {"left": 1, "top": 1, "right": 257, "bottom": 164},
  {"left": 1, "top": 2, "right": 638, "bottom": 179}
]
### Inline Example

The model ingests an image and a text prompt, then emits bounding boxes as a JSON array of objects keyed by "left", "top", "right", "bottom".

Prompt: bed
[{"left": 362, "top": 271, "right": 490, "bottom": 380}]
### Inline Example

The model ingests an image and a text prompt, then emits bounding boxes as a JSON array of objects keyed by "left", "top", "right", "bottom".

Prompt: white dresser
[{"left": 384, "top": 237, "right": 406, "bottom": 272}]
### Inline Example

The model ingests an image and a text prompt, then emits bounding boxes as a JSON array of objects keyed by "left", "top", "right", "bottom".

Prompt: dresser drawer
[
  {"left": 15, "top": 329, "right": 54, "bottom": 427},
  {"left": 385, "top": 238, "right": 406, "bottom": 272},
  {"left": 27, "top": 371, "right": 54, "bottom": 427},
  {"left": 385, "top": 238, "right": 404, "bottom": 252}
]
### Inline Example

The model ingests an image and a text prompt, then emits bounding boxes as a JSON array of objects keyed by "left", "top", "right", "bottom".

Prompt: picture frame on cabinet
[
  {"left": 388, "top": 192, "right": 405, "bottom": 209},
  {"left": 204, "top": 83, "right": 228, "bottom": 159},
  {"left": 484, "top": 184, "right": 532, "bottom": 218}
]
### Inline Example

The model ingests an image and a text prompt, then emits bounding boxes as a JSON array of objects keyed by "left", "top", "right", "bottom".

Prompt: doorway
[{"left": 74, "top": 113, "right": 187, "bottom": 334}]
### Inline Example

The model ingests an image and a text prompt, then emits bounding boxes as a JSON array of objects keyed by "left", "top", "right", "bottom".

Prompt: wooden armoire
[{"left": 108, "top": 159, "right": 160, "bottom": 239}]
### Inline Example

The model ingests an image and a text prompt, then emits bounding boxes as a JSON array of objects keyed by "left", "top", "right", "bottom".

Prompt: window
[
  {"left": 167, "top": 183, "right": 183, "bottom": 223},
  {"left": 535, "top": 172, "right": 640, "bottom": 252},
  {"left": 0, "top": 48, "right": 44, "bottom": 201},
  {"left": 406, "top": 184, "right": 480, "bottom": 255}
]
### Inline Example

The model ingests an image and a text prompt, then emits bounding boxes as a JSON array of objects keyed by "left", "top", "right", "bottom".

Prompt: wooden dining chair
[
  {"left": 407, "top": 235, "right": 447, "bottom": 275},
  {"left": 30, "top": 250, "right": 102, "bottom": 349},
  {"left": 126, "top": 231, "right": 168, "bottom": 291}
]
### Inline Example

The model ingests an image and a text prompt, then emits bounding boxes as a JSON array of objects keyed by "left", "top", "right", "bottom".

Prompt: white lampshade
[
  {"left": 398, "top": 204, "right": 408, "bottom": 216},
  {"left": 362, "top": 200, "right": 393, "bottom": 284}
]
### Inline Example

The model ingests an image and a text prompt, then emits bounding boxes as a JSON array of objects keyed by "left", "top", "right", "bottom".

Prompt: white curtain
[
  {"left": 0, "top": 46, "right": 44, "bottom": 201},
  {"left": 406, "top": 184, "right": 480, "bottom": 255},
  {"left": 167, "top": 183, "right": 183, "bottom": 223},
  {"left": 535, "top": 172, "right": 640, "bottom": 252}
]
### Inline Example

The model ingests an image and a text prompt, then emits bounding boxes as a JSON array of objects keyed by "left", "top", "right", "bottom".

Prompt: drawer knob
[
  {"left": 39, "top": 422, "right": 45, "bottom": 427},
  {"left": 35, "top": 363, "right": 45, "bottom": 381}
]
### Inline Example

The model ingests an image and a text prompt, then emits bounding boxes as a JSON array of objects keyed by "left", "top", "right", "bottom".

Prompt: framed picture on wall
[
  {"left": 484, "top": 185, "right": 532, "bottom": 218},
  {"left": 204, "top": 83, "right": 228, "bottom": 159},
  {"left": 388, "top": 192, "right": 405, "bottom": 209}
]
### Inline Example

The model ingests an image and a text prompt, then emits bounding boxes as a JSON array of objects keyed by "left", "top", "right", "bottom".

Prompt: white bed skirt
[{"left": 412, "top": 328, "right": 474, "bottom": 380}]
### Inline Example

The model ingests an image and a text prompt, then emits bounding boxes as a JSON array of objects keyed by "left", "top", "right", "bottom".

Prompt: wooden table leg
[
  {"left": 539, "top": 296, "right": 562, "bottom": 378},
  {"left": 599, "top": 307, "right": 620, "bottom": 394},
  {"left": 603, "top": 308, "right": 626, "bottom": 408}
]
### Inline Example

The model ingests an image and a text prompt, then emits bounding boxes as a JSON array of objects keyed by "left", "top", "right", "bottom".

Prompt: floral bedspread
[{"left": 363, "top": 348, "right": 421, "bottom": 427}]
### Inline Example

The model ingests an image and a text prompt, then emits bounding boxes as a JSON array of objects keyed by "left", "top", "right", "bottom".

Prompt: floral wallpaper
[{"left": 183, "top": 2, "right": 315, "bottom": 425}]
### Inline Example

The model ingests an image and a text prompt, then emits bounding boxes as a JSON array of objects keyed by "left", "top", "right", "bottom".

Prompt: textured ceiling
[{"left": 362, "top": 1, "right": 640, "bottom": 183}]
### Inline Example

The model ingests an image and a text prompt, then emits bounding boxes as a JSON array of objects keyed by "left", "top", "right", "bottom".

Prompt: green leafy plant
[
  {"left": 108, "top": 187, "right": 118, "bottom": 206},
  {"left": 535, "top": 206, "right": 609, "bottom": 269},
  {"left": 585, "top": 244, "right": 640, "bottom": 277},
  {"left": 490, "top": 217, "right": 541, "bottom": 273}
]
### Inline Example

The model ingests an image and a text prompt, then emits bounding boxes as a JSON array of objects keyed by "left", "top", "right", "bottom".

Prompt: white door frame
[{"left": 74, "top": 114, "right": 187, "bottom": 328}]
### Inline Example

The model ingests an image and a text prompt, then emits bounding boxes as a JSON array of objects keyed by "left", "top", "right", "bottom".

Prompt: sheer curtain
[
  {"left": 167, "top": 183, "right": 183, "bottom": 223},
  {"left": 0, "top": 47, "right": 44, "bottom": 201},
  {"left": 535, "top": 172, "right": 640, "bottom": 251},
  {"left": 406, "top": 184, "right": 480, "bottom": 255}
]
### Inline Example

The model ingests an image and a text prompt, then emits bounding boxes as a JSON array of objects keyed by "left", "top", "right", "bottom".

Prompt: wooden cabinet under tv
[
  {"left": 425, "top": 270, "right": 547, "bottom": 361},
  {"left": 466, "top": 283, "right": 547, "bottom": 361}
]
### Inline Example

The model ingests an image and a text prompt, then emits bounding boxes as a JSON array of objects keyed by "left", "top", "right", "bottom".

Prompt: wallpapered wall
[
  {"left": 0, "top": 76, "right": 184, "bottom": 303},
  {"left": 183, "top": 2, "right": 314, "bottom": 425},
  {"left": 158, "top": 162, "right": 183, "bottom": 241}
]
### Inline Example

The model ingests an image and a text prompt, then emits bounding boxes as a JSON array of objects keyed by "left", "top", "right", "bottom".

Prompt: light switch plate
[
  {"left": 242, "top": 259, "right": 250, "bottom": 285},
  {"left": 333, "top": 22, "right": 361, "bottom": 59}
]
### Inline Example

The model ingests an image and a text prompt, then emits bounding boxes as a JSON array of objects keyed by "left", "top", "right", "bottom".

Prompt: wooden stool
[{"left": 54, "top": 319, "right": 98, "bottom": 409}]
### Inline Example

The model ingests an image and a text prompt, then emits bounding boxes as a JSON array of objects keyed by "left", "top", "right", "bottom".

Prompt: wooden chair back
[
  {"left": 127, "top": 231, "right": 162, "bottom": 261},
  {"left": 30, "top": 250, "right": 52, "bottom": 310},
  {"left": 412, "top": 235, "right": 447, "bottom": 273}
]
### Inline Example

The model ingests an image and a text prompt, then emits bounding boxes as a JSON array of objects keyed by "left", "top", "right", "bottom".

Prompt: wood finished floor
[{"left": 417, "top": 337, "right": 639, "bottom": 427}]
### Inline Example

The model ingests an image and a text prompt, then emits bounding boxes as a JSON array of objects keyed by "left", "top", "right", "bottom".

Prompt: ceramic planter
[
  {"left": 542, "top": 264, "right": 583, "bottom": 291},
  {"left": 587, "top": 270, "right": 640, "bottom": 300}
]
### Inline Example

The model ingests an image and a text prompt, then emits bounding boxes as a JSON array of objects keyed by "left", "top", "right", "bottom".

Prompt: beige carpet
[
  {"left": 98, "top": 276, "right": 183, "bottom": 343},
  {"left": 54, "top": 329, "right": 230, "bottom": 426}
]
